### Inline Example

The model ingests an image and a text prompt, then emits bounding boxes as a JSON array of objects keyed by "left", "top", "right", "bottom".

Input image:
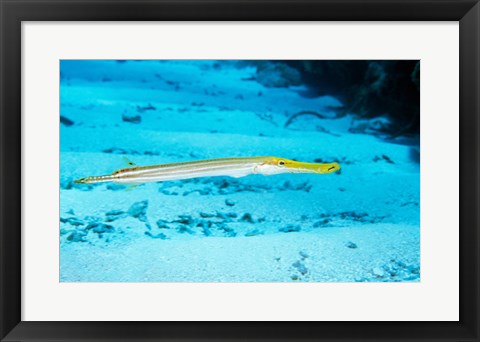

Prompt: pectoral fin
[{"left": 126, "top": 184, "right": 139, "bottom": 191}]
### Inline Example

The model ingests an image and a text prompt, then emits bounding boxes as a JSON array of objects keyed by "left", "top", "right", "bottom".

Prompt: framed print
[
  {"left": 57, "top": 58, "right": 419, "bottom": 284},
  {"left": 1, "top": 0, "right": 479, "bottom": 341}
]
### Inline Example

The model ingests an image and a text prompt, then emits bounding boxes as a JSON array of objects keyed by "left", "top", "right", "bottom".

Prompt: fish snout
[{"left": 319, "top": 162, "right": 341, "bottom": 174}]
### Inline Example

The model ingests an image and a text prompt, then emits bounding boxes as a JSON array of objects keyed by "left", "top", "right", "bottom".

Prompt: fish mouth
[
  {"left": 321, "top": 162, "right": 341, "bottom": 174},
  {"left": 320, "top": 162, "right": 341, "bottom": 174}
]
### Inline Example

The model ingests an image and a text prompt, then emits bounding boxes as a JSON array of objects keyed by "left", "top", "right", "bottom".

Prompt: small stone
[
  {"left": 102, "top": 147, "right": 139, "bottom": 155},
  {"left": 372, "top": 267, "right": 385, "bottom": 277},
  {"left": 156, "top": 219, "right": 170, "bottom": 229},
  {"left": 60, "top": 217, "right": 85, "bottom": 226},
  {"left": 197, "top": 220, "right": 211, "bottom": 228},
  {"left": 176, "top": 225, "right": 194, "bottom": 234},
  {"left": 67, "top": 231, "right": 87, "bottom": 242},
  {"left": 84, "top": 215, "right": 102, "bottom": 223},
  {"left": 299, "top": 250, "right": 309, "bottom": 259},
  {"left": 216, "top": 223, "right": 234, "bottom": 232},
  {"left": 201, "top": 226, "right": 212, "bottom": 236},
  {"left": 197, "top": 189, "right": 211, "bottom": 195},
  {"left": 225, "top": 199, "right": 235, "bottom": 206},
  {"left": 279, "top": 225, "right": 301, "bottom": 233},
  {"left": 107, "top": 183, "right": 127, "bottom": 191},
  {"left": 128, "top": 200, "right": 148, "bottom": 222},
  {"left": 382, "top": 154, "right": 395, "bottom": 164},
  {"left": 122, "top": 113, "right": 141, "bottom": 124},
  {"left": 404, "top": 274, "right": 420, "bottom": 281},
  {"left": 224, "top": 231, "right": 237, "bottom": 237},
  {"left": 106, "top": 209, "right": 124, "bottom": 216},
  {"left": 240, "top": 213, "right": 254, "bottom": 223},
  {"left": 136, "top": 103, "right": 156, "bottom": 113},
  {"left": 354, "top": 277, "right": 367, "bottom": 282},
  {"left": 346, "top": 241, "right": 358, "bottom": 249},
  {"left": 144, "top": 231, "right": 168, "bottom": 240},
  {"left": 174, "top": 215, "right": 195, "bottom": 225},
  {"left": 217, "top": 179, "right": 231, "bottom": 189},
  {"left": 245, "top": 229, "right": 263, "bottom": 237},
  {"left": 337, "top": 211, "right": 370, "bottom": 222},
  {"left": 408, "top": 265, "right": 420, "bottom": 274},
  {"left": 105, "top": 210, "right": 127, "bottom": 222},
  {"left": 69, "top": 218, "right": 85, "bottom": 226},
  {"left": 216, "top": 212, "right": 231, "bottom": 220},
  {"left": 60, "top": 115, "right": 75, "bottom": 126},
  {"left": 60, "top": 178, "right": 73, "bottom": 190},
  {"left": 292, "top": 261, "right": 308, "bottom": 275},
  {"left": 313, "top": 219, "right": 330, "bottom": 228},
  {"left": 290, "top": 275, "right": 299, "bottom": 280},
  {"left": 200, "top": 212, "right": 215, "bottom": 218},
  {"left": 86, "top": 222, "right": 115, "bottom": 234},
  {"left": 384, "top": 264, "right": 398, "bottom": 276}
]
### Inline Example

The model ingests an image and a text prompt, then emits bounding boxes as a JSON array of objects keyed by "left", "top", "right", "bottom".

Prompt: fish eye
[{"left": 278, "top": 160, "right": 285, "bottom": 166}]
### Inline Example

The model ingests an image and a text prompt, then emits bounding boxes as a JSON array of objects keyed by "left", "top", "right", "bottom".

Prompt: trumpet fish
[{"left": 74, "top": 156, "right": 341, "bottom": 185}]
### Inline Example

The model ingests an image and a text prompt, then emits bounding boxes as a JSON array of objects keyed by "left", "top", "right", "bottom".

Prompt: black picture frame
[{"left": 1, "top": 1, "right": 478, "bottom": 341}]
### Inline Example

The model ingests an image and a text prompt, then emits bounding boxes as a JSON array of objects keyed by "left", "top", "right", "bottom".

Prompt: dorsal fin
[{"left": 123, "top": 157, "right": 137, "bottom": 167}]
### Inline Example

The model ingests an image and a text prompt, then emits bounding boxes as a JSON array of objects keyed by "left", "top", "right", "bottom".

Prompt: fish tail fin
[{"left": 74, "top": 174, "right": 116, "bottom": 184}]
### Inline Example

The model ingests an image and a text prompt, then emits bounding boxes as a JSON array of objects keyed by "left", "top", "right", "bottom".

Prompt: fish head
[{"left": 257, "top": 157, "right": 341, "bottom": 175}]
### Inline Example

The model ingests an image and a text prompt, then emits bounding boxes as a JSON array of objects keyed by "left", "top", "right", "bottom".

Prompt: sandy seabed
[{"left": 61, "top": 224, "right": 419, "bottom": 282}]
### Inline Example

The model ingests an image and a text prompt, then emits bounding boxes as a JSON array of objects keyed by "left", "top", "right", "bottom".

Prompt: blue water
[{"left": 60, "top": 60, "right": 420, "bottom": 282}]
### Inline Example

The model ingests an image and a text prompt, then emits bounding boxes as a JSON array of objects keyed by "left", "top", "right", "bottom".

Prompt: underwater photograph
[{"left": 60, "top": 60, "right": 420, "bottom": 282}]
